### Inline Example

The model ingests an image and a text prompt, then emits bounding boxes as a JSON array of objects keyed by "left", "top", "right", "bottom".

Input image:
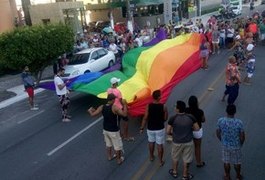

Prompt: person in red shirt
[
  {"left": 222, "top": 56, "right": 241, "bottom": 105},
  {"left": 248, "top": 20, "right": 258, "bottom": 42}
]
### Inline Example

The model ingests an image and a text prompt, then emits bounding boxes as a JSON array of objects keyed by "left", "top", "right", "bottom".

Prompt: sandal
[
  {"left": 124, "top": 137, "right": 135, "bottom": 142},
  {"left": 160, "top": 160, "right": 165, "bottom": 167},
  {"left": 117, "top": 156, "right": 125, "bottom": 165},
  {"left": 196, "top": 161, "right": 206, "bottom": 168},
  {"left": 150, "top": 155, "right": 155, "bottom": 161},
  {"left": 182, "top": 173, "right": 194, "bottom": 180},
  {"left": 168, "top": 169, "right": 178, "bottom": 178},
  {"left": 108, "top": 154, "right": 117, "bottom": 161}
]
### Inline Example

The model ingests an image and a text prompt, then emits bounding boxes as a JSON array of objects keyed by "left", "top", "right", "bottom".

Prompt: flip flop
[
  {"left": 149, "top": 156, "right": 155, "bottom": 161},
  {"left": 168, "top": 169, "right": 178, "bottom": 178},
  {"left": 182, "top": 173, "right": 194, "bottom": 180},
  {"left": 108, "top": 154, "right": 117, "bottom": 161},
  {"left": 160, "top": 160, "right": 165, "bottom": 167},
  {"left": 118, "top": 156, "right": 125, "bottom": 165}
]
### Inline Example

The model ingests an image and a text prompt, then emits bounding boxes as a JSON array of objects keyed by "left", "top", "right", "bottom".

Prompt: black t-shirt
[
  {"left": 102, "top": 104, "right": 119, "bottom": 132},
  {"left": 168, "top": 114, "right": 196, "bottom": 143},
  {"left": 185, "top": 107, "right": 204, "bottom": 128},
  {"left": 147, "top": 103, "right": 165, "bottom": 130}
]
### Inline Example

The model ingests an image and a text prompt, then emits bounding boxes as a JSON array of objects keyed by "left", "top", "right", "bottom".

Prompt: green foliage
[{"left": 0, "top": 23, "right": 74, "bottom": 80}]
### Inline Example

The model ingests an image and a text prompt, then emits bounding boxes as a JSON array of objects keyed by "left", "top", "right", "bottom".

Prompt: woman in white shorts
[{"left": 186, "top": 96, "right": 206, "bottom": 167}]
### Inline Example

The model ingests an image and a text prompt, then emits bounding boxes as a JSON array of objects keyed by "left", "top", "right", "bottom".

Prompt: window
[
  {"left": 97, "top": 49, "right": 107, "bottom": 58},
  {"left": 42, "top": 19, "right": 50, "bottom": 25},
  {"left": 68, "top": 53, "right": 90, "bottom": 65},
  {"left": 90, "top": 51, "right": 99, "bottom": 60}
]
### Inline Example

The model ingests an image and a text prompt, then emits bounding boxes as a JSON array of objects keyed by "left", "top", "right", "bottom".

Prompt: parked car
[
  {"left": 64, "top": 47, "right": 116, "bottom": 78},
  {"left": 231, "top": 6, "right": 242, "bottom": 16}
]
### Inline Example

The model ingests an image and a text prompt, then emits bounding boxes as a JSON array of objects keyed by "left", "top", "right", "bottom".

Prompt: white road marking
[
  {"left": 47, "top": 117, "right": 103, "bottom": 156},
  {"left": 17, "top": 110, "right": 45, "bottom": 124}
]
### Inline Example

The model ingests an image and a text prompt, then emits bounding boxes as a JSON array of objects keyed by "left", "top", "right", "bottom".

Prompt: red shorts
[{"left": 26, "top": 87, "right": 34, "bottom": 98}]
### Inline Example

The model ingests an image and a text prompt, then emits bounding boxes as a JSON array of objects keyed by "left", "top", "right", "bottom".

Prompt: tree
[
  {"left": 21, "top": 0, "right": 32, "bottom": 26},
  {"left": 0, "top": 23, "right": 74, "bottom": 84}
]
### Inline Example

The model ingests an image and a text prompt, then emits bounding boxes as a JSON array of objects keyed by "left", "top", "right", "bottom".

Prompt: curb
[{"left": 0, "top": 88, "right": 45, "bottom": 110}]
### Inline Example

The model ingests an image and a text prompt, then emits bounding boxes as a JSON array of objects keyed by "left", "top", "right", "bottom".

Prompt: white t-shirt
[
  {"left": 54, "top": 76, "right": 67, "bottom": 95},
  {"left": 109, "top": 43, "right": 118, "bottom": 54},
  {"left": 227, "top": 28, "right": 234, "bottom": 38},
  {"left": 134, "top": 37, "right": 143, "bottom": 47}
]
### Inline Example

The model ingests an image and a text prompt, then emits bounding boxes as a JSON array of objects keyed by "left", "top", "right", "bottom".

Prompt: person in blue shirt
[
  {"left": 216, "top": 104, "right": 245, "bottom": 180},
  {"left": 21, "top": 66, "right": 39, "bottom": 110}
]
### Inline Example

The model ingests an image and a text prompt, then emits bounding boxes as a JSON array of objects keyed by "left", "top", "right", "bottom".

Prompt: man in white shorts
[{"left": 140, "top": 90, "right": 168, "bottom": 167}]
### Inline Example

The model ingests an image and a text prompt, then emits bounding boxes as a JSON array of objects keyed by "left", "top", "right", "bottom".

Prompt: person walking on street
[
  {"left": 140, "top": 90, "right": 168, "bottom": 167},
  {"left": 88, "top": 93, "right": 127, "bottom": 165},
  {"left": 216, "top": 104, "right": 245, "bottom": 180},
  {"left": 21, "top": 66, "right": 39, "bottom": 110},
  {"left": 167, "top": 100, "right": 200, "bottom": 179},
  {"left": 212, "top": 26, "right": 220, "bottom": 54},
  {"left": 107, "top": 77, "right": 134, "bottom": 141},
  {"left": 243, "top": 52, "right": 255, "bottom": 85},
  {"left": 221, "top": 56, "right": 241, "bottom": 105},
  {"left": 200, "top": 36, "right": 210, "bottom": 70},
  {"left": 54, "top": 68, "right": 71, "bottom": 122},
  {"left": 186, "top": 95, "right": 206, "bottom": 168}
]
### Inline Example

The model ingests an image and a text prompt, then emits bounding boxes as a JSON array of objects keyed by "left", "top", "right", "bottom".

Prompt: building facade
[
  {"left": 29, "top": 1, "right": 85, "bottom": 33},
  {"left": 0, "top": 0, "right": 18, "bottom": 33}
]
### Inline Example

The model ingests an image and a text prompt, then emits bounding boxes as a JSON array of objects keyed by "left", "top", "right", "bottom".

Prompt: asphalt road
[{"left": 1, "top": 6, "right": 265, "bottom": 180}]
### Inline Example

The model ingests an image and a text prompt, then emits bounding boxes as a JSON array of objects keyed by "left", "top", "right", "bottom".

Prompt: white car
[
  {"left": 231, "top": 6, "right": 242, "bottom": 16},
  {"left": 64, "top": 47, "right": 116, "bottom": 78}
]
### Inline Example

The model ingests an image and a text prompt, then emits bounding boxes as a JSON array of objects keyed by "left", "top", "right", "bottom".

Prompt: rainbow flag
[{"left": 71, "top": 33, "right": 202, "bottom": 116}]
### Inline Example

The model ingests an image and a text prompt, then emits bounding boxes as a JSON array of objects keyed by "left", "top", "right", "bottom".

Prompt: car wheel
[
  {"left": 108, "top": 60, "right": 114, "bottom": 68},
  {"left": 84, "top": 70, "right": 91, "bottom": 74}
]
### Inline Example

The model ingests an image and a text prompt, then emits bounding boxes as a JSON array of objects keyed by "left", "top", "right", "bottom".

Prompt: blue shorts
[{"left": 222, "top": 146, "right": 242, "bottom": 164}]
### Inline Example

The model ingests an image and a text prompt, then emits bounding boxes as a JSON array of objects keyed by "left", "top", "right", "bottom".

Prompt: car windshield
[{"left": 68, "top": 53, "right": 90, "bottom": 65}]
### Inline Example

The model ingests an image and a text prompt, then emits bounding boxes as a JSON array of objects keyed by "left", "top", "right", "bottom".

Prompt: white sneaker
[
  {"left": 62, "top": 118, "right": 71, "bottom": 122},
  {"left": 30, "top": 107, "right": 39, "bottom": 110}
]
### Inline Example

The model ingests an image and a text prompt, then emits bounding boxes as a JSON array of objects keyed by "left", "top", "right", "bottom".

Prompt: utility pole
[
  {"left": 126, "top": 0, "right": 134, "bottom": 33},
  {"left": 21, "top": 0, "right": 32, "bottom": 26}
]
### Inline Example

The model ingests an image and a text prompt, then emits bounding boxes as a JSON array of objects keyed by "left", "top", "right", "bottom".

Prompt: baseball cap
[
  {"left": 247, "top": 44, "right": 254, "bottom": 51},
  {"left": 110, "top": 77, "right": 120, "bottom": 84},
  {"left": 107, "top": 93, "right": 116, "bottom": 101}
]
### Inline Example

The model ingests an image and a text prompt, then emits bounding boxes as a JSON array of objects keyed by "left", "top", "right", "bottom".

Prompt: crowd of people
[
  {"left": 20, "top": 8, "right": 265, "bottom": 180},
  {"left": 85, "top": 13, "right": 263, "bottom": 179}
]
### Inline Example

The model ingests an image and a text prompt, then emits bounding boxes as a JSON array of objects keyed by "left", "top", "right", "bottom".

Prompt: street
[{"left": 1, "top": 6, "right": 265, "bottom": 180}]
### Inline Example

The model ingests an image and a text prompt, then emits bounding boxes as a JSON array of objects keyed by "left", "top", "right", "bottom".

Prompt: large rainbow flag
[{"left": 70, "top": 33, "right": 202, "bottom": 116}]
